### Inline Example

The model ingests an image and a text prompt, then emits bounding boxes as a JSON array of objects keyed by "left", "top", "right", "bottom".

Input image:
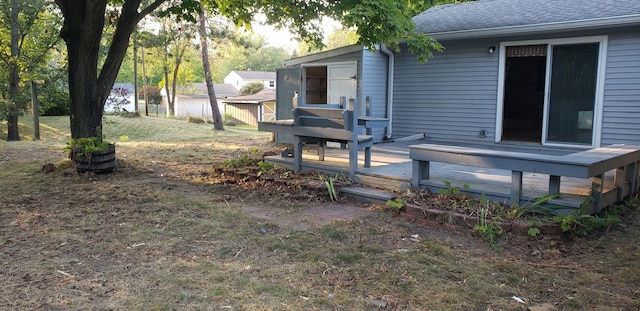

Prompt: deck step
[
  {"left": 353, "top": 174, "right": 411, "bottom": 192},
  {"left": 340, "top": 187, "right": 396, "bottom": 204}
]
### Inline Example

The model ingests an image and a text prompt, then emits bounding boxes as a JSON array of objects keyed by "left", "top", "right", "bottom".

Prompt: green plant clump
[
  {"left": 64, "top": 136, "right": 112, "bottom": 158},
  {"left": 188, "top": 116, "right": 205, "bottom": 124},
  {"left": 325, "top": 176, "right": 337, "bottom": 201},
  {"left": 224, "top": 149, "right": 261, "bottom": 168},
  {"left": 474, "top": 207, "right": 503, "bottom": 249},
  {"left": 386, "top": 198, "right": 407, "bottom": 211}
]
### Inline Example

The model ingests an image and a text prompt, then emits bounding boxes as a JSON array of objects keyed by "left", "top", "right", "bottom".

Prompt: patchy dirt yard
[{"left": 1, "top": 123, "right": 640, "bottom": 310}]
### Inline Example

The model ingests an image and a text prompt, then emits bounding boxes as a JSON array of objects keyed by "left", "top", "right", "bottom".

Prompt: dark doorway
[{"left": 502, "top": 45, "right": 547, "bottom": 142}]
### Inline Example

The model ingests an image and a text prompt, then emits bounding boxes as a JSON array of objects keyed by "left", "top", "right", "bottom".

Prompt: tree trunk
[
  {"left": 6, "top": 115, "right": 20, "bottom": 141},
  {"left": 198, "top": 8, "right": 224, "bottom": 130},
  {"left": 170, "top": 43, "right": 186, "bottom": 118},
  {"left": 170, "top": 63, "right": 180, "bottom": 116},
  {"left": 133, "top": 33, "right": 139, "bottom": 112},
  {"left": 6, "top": 0, "right": 21, "bottom": 141},
  {"left": 163, "top": 63, "right": 172, "bottom": 116},
  {"left": 55, "top": 0, "right": 164, "bottom": 139}
]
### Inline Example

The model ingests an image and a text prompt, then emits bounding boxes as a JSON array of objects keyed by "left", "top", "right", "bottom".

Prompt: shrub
[{"left": 238, "top": 81, "right": 264, "bottom": 96}]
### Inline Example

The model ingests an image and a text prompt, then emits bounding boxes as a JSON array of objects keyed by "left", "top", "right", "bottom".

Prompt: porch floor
[{"left": 264, "top": 138, "right": 618, "bottom": 208}]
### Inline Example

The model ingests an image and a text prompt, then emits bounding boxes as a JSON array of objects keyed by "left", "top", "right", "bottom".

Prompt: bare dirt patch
[{"left": 241, "top": 203, "right": 373, "bottom": 231}]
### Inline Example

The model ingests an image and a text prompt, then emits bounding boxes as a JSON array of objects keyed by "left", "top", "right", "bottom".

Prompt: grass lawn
[{"left": 1, "top": 115, "right": 639, "bottom": 310}]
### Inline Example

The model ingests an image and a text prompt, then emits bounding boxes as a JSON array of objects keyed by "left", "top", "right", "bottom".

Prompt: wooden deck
[{"left": 264, "top": 139, "right": 639, "bottom": 209}]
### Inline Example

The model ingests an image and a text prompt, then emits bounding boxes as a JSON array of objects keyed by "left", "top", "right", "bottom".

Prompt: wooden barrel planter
[{"left": 72, "top": 144, "right": 116, "bottom": 173}]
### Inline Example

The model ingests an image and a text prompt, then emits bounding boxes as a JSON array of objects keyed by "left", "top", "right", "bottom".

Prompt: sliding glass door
[
  {"left": 500, "top": 37, "right": 603, "bottom": 147},
  {"left": 545, "top": 43, "right": 599, "bottom": 145}
]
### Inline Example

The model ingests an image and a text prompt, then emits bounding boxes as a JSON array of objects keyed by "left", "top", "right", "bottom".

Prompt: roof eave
[
  {"left": 284, "top": 45, "right": 365, "bottom": 67},
  {"left": 223, "top": 99, "right": 275, "bottom": 104},
  {"left": 427, "top": 15, "right": 640, "bottom": 40}
]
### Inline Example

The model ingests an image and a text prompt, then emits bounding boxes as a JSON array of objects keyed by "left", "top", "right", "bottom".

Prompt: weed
[
  {"left": 474, "top": 207, "right": 503, "bottom": 249},
  {"left": 257, "top": 160, "right": 274, "bottom": 176},
  {"left": 336, "top": 252, "right": 362, "bottom": 264},
  {"left": 507, "top": 193, "right": 560, "bottom": 219},
  {"left": 223, "top": 114, "right": 236, "bottom": 126},
  {"left": 527, "top": 227, "right": 541, "bottom": 237},
  {"left": 386, "top": 198, "right": 407, "bottom": 212},
  {"left": 188, "top": 116, "right": 205, "bottom": 124},
  {"left": 438, "top": 181, "right": 461, "bottom": 195},
  {"left": 325, "top": 176, "right": 337, "bottom": 201},
  {"left": 224, "top": 149, "right": 262, "bottom": 168},
  {"left": 320, "top": 226, "right": 347, "bottom": 241},
  {"left": 553, "top": 211, "right": 620, "bottom": 236}
]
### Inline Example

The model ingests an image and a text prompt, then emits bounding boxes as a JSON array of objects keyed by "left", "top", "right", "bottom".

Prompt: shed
[
  {"left": 392, "top": 0, "right": 640, "bottom": 149},
  {"left": 222, "top": 88, "right": 276, "bottom": 126},
  {"left": 276, "top": 45, "right": 393, "bottom": 143},
  {"left": 170, "top": 83, "right": 237, "bottom": 119}
]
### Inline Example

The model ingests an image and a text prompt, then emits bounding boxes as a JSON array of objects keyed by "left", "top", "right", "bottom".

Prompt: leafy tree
[
  {"left": 210, "top": 28, "right": 289, "bottom": 82},
  {"left": 53, "top": 0, "right": 442, "bottom": 140},
  {"left": 325, "top": 28, "right": 359, "bottom": 50},
  {"left": 295, "top": 27, "right": 359, "bottom": 57},
  {"left": 0, "top": 0, "right": 61, "bottom": 140},
  {"left": 158, "top": 18, "right": 197, "bottom": 116}
]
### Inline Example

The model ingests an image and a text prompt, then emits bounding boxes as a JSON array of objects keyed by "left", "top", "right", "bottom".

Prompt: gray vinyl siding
[
  {"left": 361, "top": 50, "right": 389, "bottom": 141},
  {"left": 600, "top": 31, "right": 640, "bottom": 145},
  {"left": 392, "top": 40, "right": 499, "bottom": 145}
]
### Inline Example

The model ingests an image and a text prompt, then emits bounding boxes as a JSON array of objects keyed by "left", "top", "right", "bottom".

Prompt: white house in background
[
  {"left": 105, "top": 82, "right": 136, "bottom": 112},
  {"left": 224, "top": 70, "right": 276, "bottom": 90},
  {"left": 163, "top": 83, "right": 238, "bottom": 118}
]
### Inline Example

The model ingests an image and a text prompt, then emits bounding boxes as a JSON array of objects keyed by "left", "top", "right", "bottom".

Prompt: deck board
[{"left": 263, "top": 139, "right": 626, "bottom": 208}]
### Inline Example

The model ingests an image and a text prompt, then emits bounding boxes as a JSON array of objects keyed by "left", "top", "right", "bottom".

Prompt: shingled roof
[
  {"left": 231, "top": 71, "right": 276, "bottom": 80},
  {"left": 414, "top": 0, "right": 640, "bottom": 38}
]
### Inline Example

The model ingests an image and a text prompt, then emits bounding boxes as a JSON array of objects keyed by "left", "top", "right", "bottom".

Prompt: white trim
[
  {"left": 285, "top": 45, "right": 363, "bottom": 67},
  {"left": 300, "top": 61, "right": 358, "bottom": 105},
  {"left": 496, "top": 35, "right": 608, "bottom": 148}
]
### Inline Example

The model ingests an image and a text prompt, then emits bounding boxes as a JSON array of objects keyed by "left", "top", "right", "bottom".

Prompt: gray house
[
  {"left": 276, "top": 45, "right": 393, "bottom": 142},
  {"left": 276, "top": 0, "right": 640, "bottom": 149},
  {"left": 394, "top": 0, "right": 640, "bottom": 149},
  {"left": 262, "top": 0, "right": 640, "bottom": 210}
]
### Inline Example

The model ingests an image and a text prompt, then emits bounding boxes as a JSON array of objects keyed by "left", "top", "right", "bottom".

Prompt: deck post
[
  {"left": 293, "top": 135, "right": 303, "bottom": 172},
  {"left": 318, "top": 139, "right": 326, "bottom": 161},
  {"left": 365, "top": 96, "right": 372, "bottom": 136},
  {"left": 511, "top": 171, "right": 523, "bottom": 205},
  {"left": 348, "top": 141, "right": 357, "bottom": 176},
  {"left": 412, "top": 160, "right": 430, "bottom": 187},
  {"left": 628, "top": 161, "right": 640, "bottom": 195},
  {"left": 364, "top": 147, "right": 371, "bottom": 167},
  {"left": 548, "top": 175, "right": 561, "bottom": 194},
  {"left": 615, "top": 167, "right": 627, "bottom": 201},
  {"left": 591, "top": 174, "right": 605, "bottom": 214},
  {"left": 349, "top": 98, "right": 359, "bottom": 176}
]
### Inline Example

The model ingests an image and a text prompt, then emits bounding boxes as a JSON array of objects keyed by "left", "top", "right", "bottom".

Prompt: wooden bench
[
  {"left": 409, "top": 143, "right": 640, "bottom": 213},
  {"left": 258, "top": 98, "right": 374, "bottom": 176}
]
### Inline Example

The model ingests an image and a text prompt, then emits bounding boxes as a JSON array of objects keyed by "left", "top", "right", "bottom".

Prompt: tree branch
[{"left": 137, "top": 0, "right": 167, "bottom": 23}]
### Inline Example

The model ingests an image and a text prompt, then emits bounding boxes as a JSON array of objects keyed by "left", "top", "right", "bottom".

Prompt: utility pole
[
  {"left": 133, "top": 33, "right": 139, "bottom": 112},
  {"left": 30, "top": 80, "right": 44, "bottom": 140},
  {"left": 141, "top": 46, "right": 149, "bottom": 116}
]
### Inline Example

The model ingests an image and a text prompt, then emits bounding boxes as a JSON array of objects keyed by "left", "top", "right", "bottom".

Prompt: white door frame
[
  {"left": 495, "top": 35, "right": 608, "bottom": 148},
  {"left": 300, "top": 61, "right": 358, "bottom": 105}
]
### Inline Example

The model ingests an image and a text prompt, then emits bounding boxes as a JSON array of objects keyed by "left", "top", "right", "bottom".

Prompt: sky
[{"left": 250, "top": 17, "right": 342, "bottom": 52}]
